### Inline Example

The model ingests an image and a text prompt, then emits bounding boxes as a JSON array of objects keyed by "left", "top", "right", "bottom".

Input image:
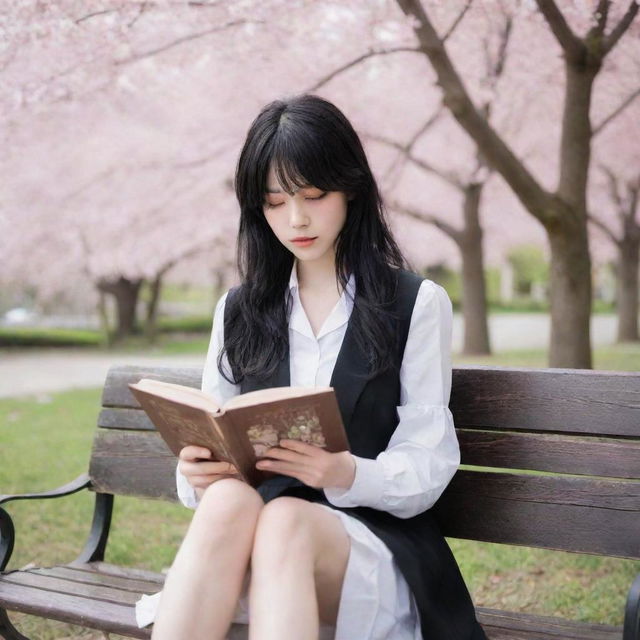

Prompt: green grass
[
  {"left": 0, "top": 327, "right": 103, "bottom": 348},
  {"left": 453, "top": 341, "right": 640, "bottom": 371},
  {"left": 0, "top": 351, "right": 638, "bottom": 637}
]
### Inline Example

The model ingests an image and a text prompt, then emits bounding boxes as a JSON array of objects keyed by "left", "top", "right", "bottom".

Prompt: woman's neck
[{"left": 295, "top": 254, "right": 343, "bottom": 295}]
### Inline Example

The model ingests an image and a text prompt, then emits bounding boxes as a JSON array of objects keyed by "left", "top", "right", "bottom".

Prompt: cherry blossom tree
[
  {"left": 388, "top": 0, "right": 639, "bottom": 367},
  {"left": 2, "top": 0, "right": 638, "bottom": 362}
]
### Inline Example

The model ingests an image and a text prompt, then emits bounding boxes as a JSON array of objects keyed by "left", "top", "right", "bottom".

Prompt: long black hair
[{"left": 219, "top": 93, "right": 411, "bottom": 384}]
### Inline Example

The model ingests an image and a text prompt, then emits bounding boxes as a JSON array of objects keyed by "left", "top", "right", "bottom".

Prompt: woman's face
[{"left": 262, "top": 163, "right": 349, "bottom": 266}]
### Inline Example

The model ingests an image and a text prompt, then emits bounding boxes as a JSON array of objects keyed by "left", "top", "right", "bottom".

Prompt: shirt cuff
[
  {"left": 175, "top": 462, "right": 200, "bottom": 510},
  {"left": 323, "top": 455, "right": 384, "bottom": 509}
]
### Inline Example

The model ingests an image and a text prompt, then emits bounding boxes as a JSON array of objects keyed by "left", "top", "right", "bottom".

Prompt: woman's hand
[
  {"left": 255, "top": 440, "right": 356, "bottom": 490},
  {"left": 178, "top": 445, "right": 241, "bottom": 491}
]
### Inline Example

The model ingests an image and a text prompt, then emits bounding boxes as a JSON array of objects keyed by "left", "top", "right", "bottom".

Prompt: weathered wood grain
[
  {"left": 88, "top": 430, "right": 178, "bottom": 500},
  {"left": 434, "top": 471, "right": 640, "bottom": 558},
  {"left": 450, "top": 366, "right": 640, "bottom": 437},
  {"left": 457, "top": 430, "right": 640, "bottom": 479}
]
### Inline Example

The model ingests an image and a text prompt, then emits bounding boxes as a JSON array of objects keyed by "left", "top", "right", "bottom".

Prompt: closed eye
[{"left": 264, "top": 192, "right": 327, "bottom": 208}]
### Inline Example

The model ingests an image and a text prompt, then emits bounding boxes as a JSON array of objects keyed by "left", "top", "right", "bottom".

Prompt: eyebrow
[{"left": 266, "top": 184, "right": 313, "bottom": 194}]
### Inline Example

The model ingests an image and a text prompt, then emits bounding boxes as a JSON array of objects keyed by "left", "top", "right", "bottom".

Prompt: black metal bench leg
[
  {"left": 0, "top": 608, "right": 29, "bottom": 640},
  {"left": 624, "top": 573, "right": 640, "bottom": 640}
]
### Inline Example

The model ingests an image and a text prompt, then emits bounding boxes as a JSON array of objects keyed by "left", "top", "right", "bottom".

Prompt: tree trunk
[
  {"left": 97, "top": 276, "right": 143, "bottom": 341},
  {"left": 544, "top": 60, "right": 597, "bottom": 369},
  {"left": 548, "top": 224, "right": 592, "bottom": 368},
  {"left": 460, "top": 183, "right": 491, "bottom": 355},
  {"left": 144, "top": 274, "right": 163, "bottom": 344},
  {"left": 616, "top": 236, "right": 640, "bottom": 342},
  {"left": 96, "top": 289, "right": 113, "bottom": 347}
]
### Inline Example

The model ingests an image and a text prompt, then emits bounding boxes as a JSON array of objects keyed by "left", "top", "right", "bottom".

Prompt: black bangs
[
  {"left": 237, "top": 97, "right": 361, "bottom": 212},
  {"left": 268, "top": 116, "right": 346, "bottom": 195}
]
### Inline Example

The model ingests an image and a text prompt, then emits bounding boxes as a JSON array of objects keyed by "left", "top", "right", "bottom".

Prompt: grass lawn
[{"left": 0, "top": 345, "right": 638, "bottom": 638}]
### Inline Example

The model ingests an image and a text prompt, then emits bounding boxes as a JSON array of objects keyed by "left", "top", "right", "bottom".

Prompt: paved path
[
  {"left": 0, "top": 314, "right": 618, "bottom": 399},
  {"left": 0, "top": 349, "right": 205, "bottom": 399}
]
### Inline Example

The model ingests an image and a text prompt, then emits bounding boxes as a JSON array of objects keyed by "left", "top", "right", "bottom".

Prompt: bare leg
[
  {"left": 151, "top": 478, "right": 264, "bottom": 640},
  {"left": 249, "top": 497, "right": 351, "bottom": 640}
]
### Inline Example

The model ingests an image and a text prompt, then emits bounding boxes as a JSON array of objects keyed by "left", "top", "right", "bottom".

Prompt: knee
[
  {"left": 192, "top": 477, "right": 264, "bottom": 534},
  {"left": 252, "top": 497, "right": 313, "bottom": 555}
]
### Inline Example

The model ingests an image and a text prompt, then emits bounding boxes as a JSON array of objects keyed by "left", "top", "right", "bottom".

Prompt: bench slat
[
  {"left": 96, "top": 411, "right": 640, "bottom": 481},
  {"left": 70, "top": 561, "right": 166, "bottom": 584},
  {"left": 476, "top": 606, "right": 621, "bottom": 639},
  {"left": 434, "top": 471, "right": 640, "bottom": 558},
  {"left": 0, "top": 571, "right": 142, "bottom": 605},
  {"left": 100, "top": 365, "right": 640, "bottom": 439},
  {"left": 89, "top": 430, "right": 178, "bottom": 500},
  {"left": 0, "top": 563, "right": 251, "bottom": 639},
  {"left": 32, "top": 566, "right": 163, "bottom": 592},
  {"left": 0, "top": 569, "right": 624, "bottom": 640},
  {"left": 98, "top": 407, "right": 154, "bottom": 431},
  {"left": 0, "top": 578, "right": 149, "bottom": 638},
  {"left": 102, "top": 366, "right": 201, "bottom": 408},
  {"left": 451, "top": 367, "right": 640, "bottom": 438},
  {"left": 458, "top": 430, "right": 640, "bottom": 479}
]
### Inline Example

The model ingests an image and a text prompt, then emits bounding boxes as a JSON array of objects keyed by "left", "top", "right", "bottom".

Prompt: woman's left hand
[{"left": 255, "top": 439, "right": 356, "bottom": 490}]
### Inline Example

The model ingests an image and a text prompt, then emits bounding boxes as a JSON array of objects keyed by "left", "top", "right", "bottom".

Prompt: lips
[{"left": 291, "top": 237, "right": 317, "bottom": 246}]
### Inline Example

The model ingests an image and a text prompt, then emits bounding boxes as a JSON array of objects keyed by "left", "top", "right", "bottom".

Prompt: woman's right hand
[{"left": 178, "top": 446, "right": 241, "bottom": 490}]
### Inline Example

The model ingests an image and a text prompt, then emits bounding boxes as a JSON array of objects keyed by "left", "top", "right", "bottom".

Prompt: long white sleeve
[
  {"left": 175, "top": 290, "right": 241, "bottom": 509},
  {"left": 323, "top": 280, "right": 460, "bottom": 519}
]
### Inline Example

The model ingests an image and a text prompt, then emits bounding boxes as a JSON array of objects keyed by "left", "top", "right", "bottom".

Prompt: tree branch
[
  {"left": 441, "top": 0, "right": 473, "bottom": 41},
  {"left": 366, "top": 132, "right": 464, "bottom": 189},
  {"left": 593, "top": 86, "right": 640, "bottom": 136},
  {"left": 75, "top": 0, "right": 224, "bottom": 20},
  {"left": 394, "top": 0, "right": 556, "bottom": 227},
  {"left": 587, "top": 0, "right": 609, "bottom": 39},
  {"left": 600, "top": 162, "right": 624, "bottom": 210},
  {"left": 534, "top": 0, "right": 585, "bottom": 61},
  {"left": 306, "top": 46, "right": 421, "bottom": 92},
  {"left": 387, "top": 198, "right": 463, "bottom": 243},
  {"left": 587, "top": 212, "right": 620, "bottom": 244},
  {"left": 603, "top": 0, "right": 639, "bottom": 55},
  {"left": 115, "top": 19, "right": 261, "bottom": 65},
  {"left": 373, "top": 110, "right": 445, "bottom": 192}
]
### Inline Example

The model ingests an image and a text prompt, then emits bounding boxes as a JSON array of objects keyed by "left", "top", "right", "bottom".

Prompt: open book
[{"left": 128, "top": 379, "right": 350, "bottom": 487}]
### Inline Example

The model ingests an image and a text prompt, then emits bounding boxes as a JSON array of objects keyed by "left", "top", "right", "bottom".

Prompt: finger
[
  {"left": 189, "top": 473, "right": 240, "bottom": 489},
  {"left": 278, "top": 439, "right": 321, "bottom": 455},
  {"left": 261, "top": 447, "right": 305, "bottom": 463},
  {"left": 256, "top": 458, "right": 303, "bottom": 476},
  {"left": 179, "top": 446, "right": 213, "bottom": 462},
  {"left": 180, "top": 460, "right": 237, "bottom": 476}
]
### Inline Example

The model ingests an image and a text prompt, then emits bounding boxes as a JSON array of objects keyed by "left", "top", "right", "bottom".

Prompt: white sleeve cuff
[
  {"left": 175, "top": 462, "right": 200, "bottom": 510},
  {"left": 323, "top": 455, "right": 384, "bottom": 509}
]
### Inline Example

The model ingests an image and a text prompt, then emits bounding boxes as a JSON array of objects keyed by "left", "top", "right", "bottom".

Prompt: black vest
[{"left": 224, "top": 267, "right": 487, "bottom": 640}]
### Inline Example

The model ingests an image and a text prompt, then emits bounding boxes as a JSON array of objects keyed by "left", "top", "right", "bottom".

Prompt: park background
[{"left": 1, "top": 0, "right": 639, "bottom": 638}]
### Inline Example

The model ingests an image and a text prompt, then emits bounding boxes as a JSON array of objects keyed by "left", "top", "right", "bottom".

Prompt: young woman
[{"left": 139, "top": 93, "right": 487, "bottom": 640}]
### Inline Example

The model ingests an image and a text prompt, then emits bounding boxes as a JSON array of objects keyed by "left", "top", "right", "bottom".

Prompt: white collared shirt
[{"left": 177, "top": 261, "right": 460, "bottom": 519}]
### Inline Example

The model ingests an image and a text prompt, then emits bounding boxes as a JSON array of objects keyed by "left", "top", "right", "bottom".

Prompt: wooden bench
[{"left": 1, "top": 364, "right": 639, "bottom": 639}]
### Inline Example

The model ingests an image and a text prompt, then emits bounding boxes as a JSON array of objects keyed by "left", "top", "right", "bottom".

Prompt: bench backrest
[{"left": 89, "top": 365, "right": 640, "bottom": 559}]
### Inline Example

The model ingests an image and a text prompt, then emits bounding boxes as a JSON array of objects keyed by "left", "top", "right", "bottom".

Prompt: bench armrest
[
  {"left": 625, "top": 572, "right": 640, "bottom": 640},
  {"left": 0, "top": 473, "right": 91, "bottom": 506},
  {"left": 0, "top": 474, "right": 93, "bottom": 571}
]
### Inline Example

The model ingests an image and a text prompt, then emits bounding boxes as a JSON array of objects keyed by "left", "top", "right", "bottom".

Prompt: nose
[{"left": 288, "top": 200, "right": 309, "bottom": 228}]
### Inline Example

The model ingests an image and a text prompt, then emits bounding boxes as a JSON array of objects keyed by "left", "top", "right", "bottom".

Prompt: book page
[
  {"left": 223, "top": 386, "right": 331, "bottom": 410},
  {"left": 132, "top": 379, "right": 222, "bottom": 414}
]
